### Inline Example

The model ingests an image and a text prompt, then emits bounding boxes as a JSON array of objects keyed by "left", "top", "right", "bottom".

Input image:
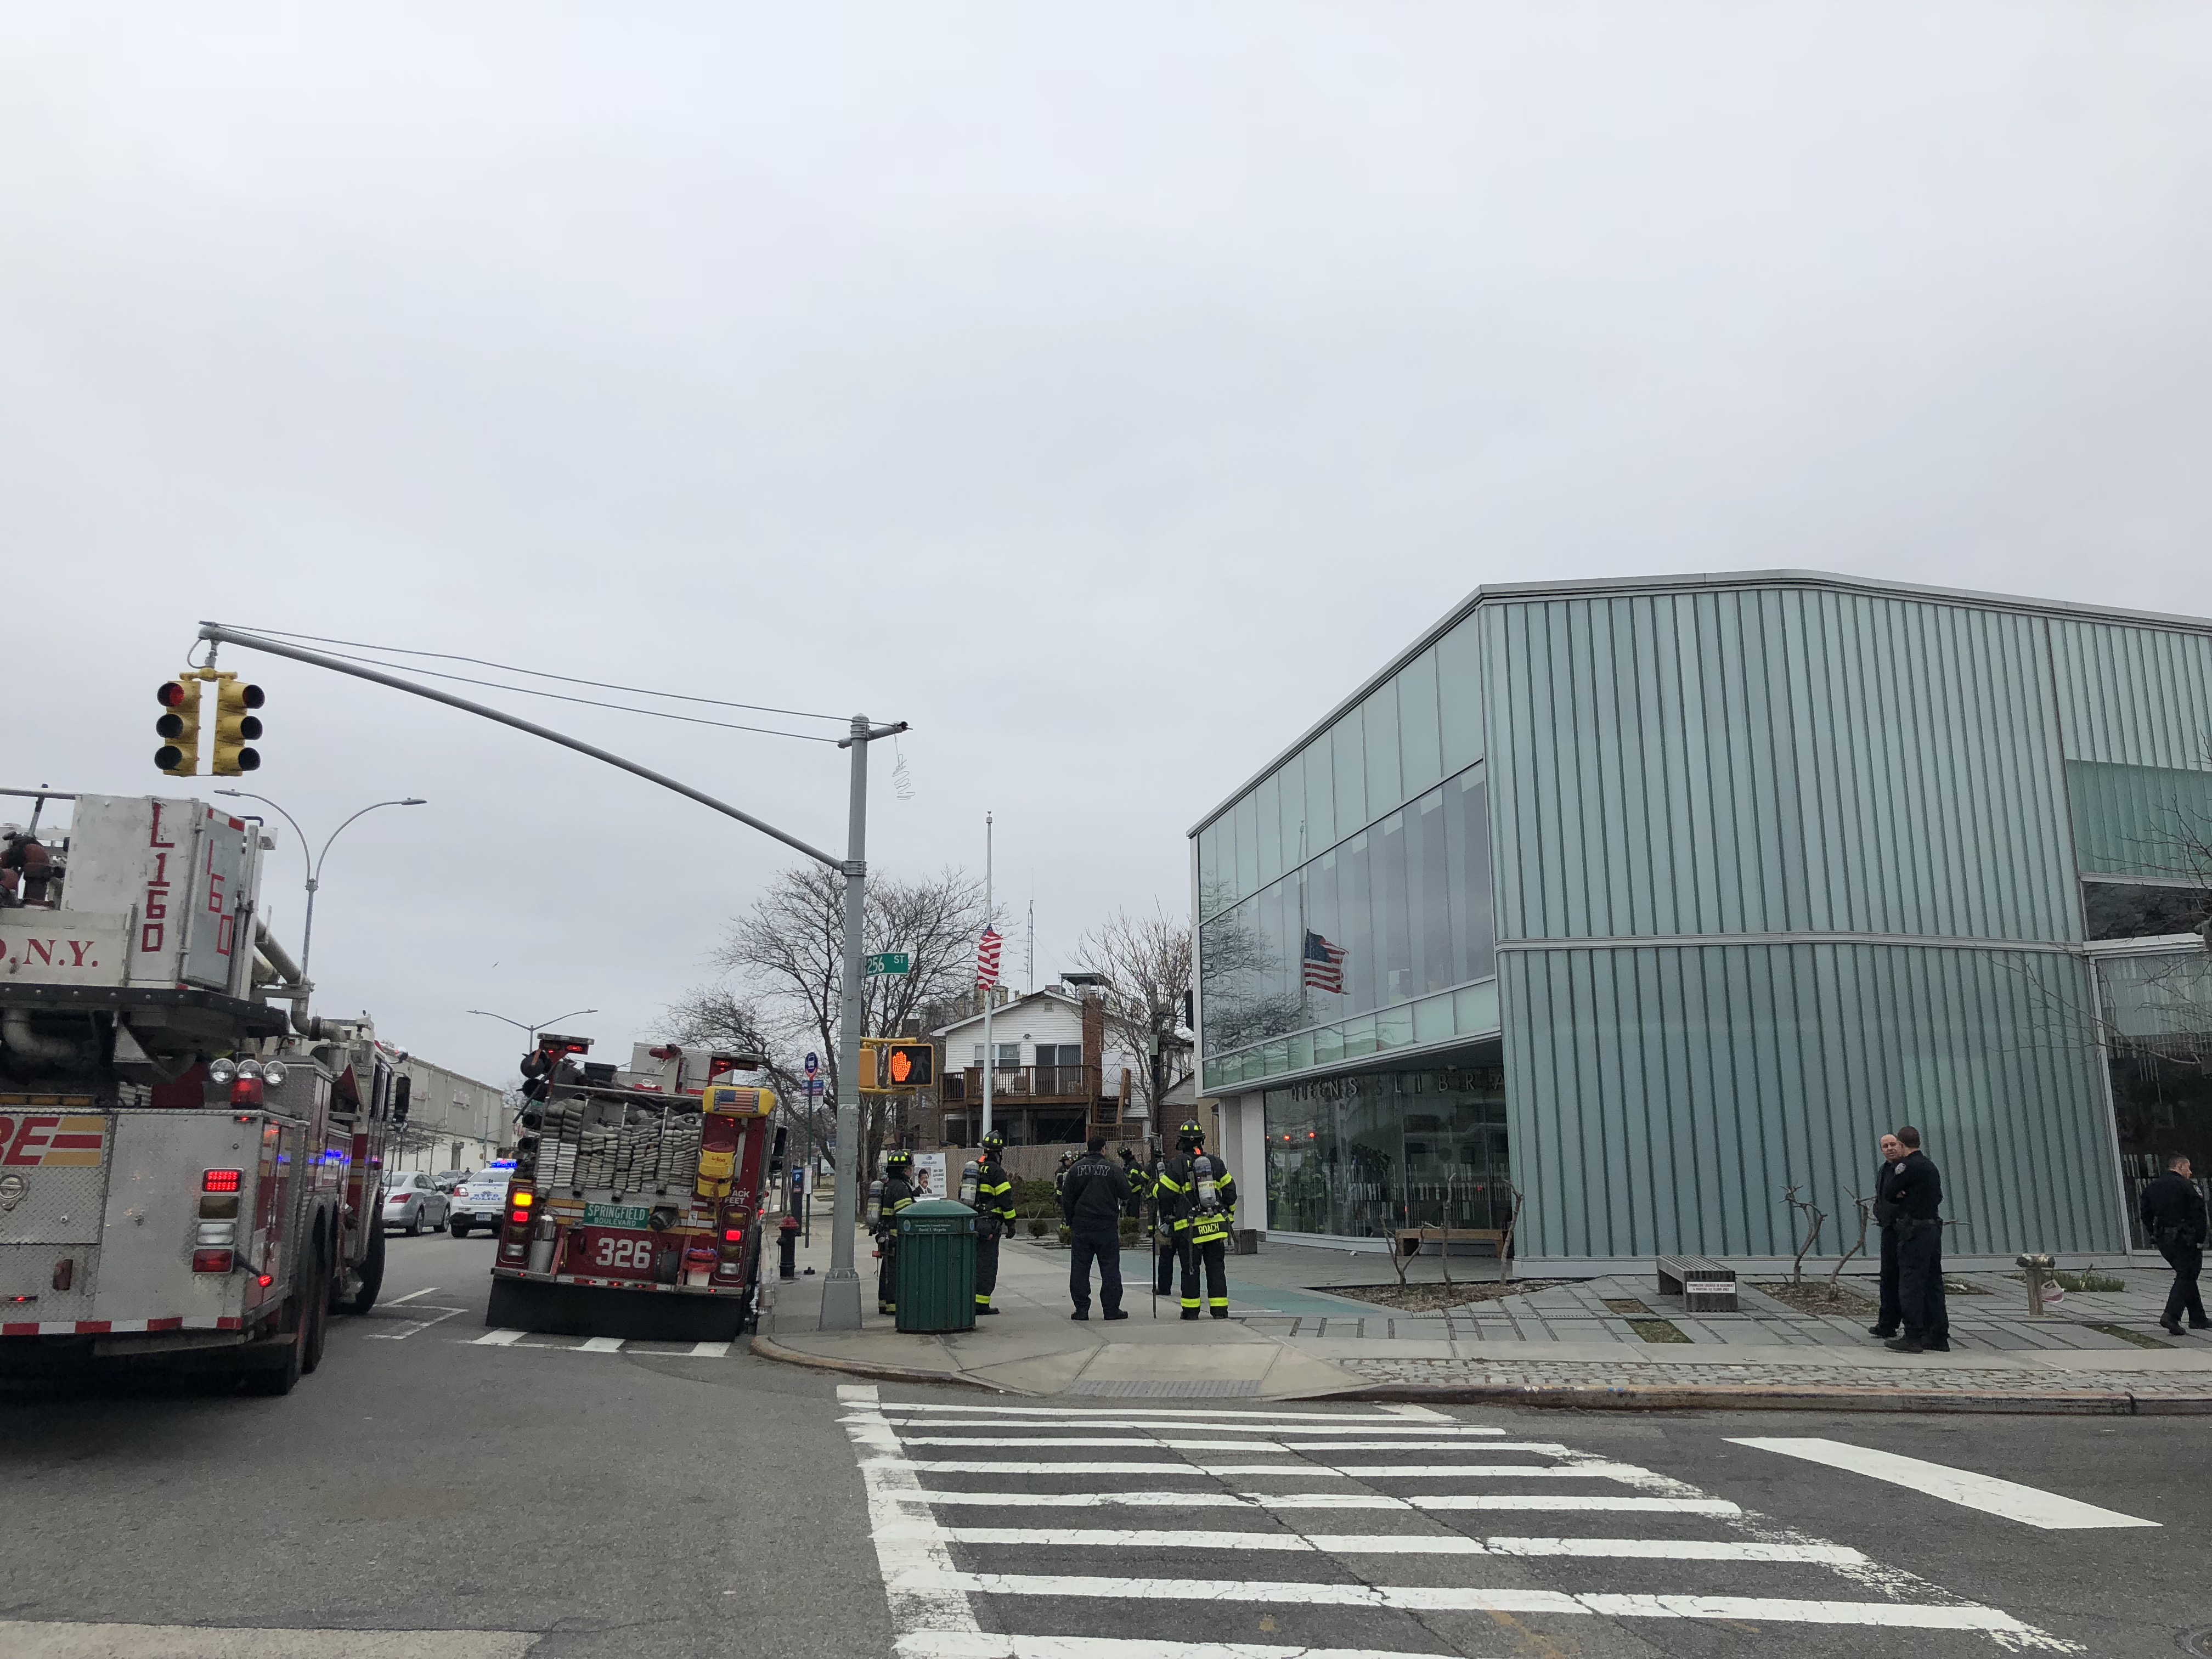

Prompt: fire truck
[
  {"left": 0, "top": 789, "right": 400, "bottom": 1393},
  {"left": 487, "top": 1035, "right": 781, "bottom": 1340}
]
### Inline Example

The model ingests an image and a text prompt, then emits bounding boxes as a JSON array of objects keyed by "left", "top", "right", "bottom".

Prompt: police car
[{"left": 448, "top": 1160, "right": 518, "bottom": 1238}]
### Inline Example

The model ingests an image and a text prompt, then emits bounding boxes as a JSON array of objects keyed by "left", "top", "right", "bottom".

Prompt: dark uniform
[
  {"left": 1146, "top": 1152, "right": 1182, "bottom": 1300},
  {"left": 873, "top": 1155, "right": 917, "bottom": 1315},
  {"left": 1120, "top": 1148, "right": 1145, "bottom": 1221},
  {"left": 1154, "top": 1122, "right": 1238, "bottom": 1320},
  {"left": 970, "top": 1136, "right": 1017, "bottom": 1316},
  {"left": 2140, "top": 1166, "right": 2209, "bottom": 1334},
  {"left": 1869, "top": 1154, "right": 1904, "bottom": 1339},
  {"left": 1059, "top": 1148, "right": 1132, "bottom": 1318},
  {"left": 1880, "top": 1149, "right": 1949, "bottom": 1352}
]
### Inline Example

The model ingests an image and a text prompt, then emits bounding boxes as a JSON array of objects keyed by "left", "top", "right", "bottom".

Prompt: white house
[{"left": 930, "top": 985, "right": 1146, "bottom": 1147}]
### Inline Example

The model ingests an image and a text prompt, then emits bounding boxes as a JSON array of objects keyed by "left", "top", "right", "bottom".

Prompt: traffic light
[
  {"left": 210, "top": 673, "right": 264, "bottom": 776},
  {"left": 155, "top": 679, "right": 202, "bottom": 776},
  {"left": 884, "top": 1041, "right": 934, "bottom": 1088}
]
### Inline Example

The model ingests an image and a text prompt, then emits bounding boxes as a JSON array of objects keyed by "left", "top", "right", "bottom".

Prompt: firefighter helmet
[
  {"left": 885, "top": 1149, "right": 913, "bottom": 1171},
  {"left": 981, "top": 1131, "right": 1006, "bottom": 1153},
  {"left": 1176, "top": 1118, "right": 1204, "bottom": 1149}
]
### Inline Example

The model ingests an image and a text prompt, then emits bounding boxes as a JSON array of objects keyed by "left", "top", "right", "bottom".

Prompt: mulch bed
[
  {"left": 1752, "top": 1279, "right": 1877, "bottom": 1316},
  {"left": 1326, "top": 1280, "right": 1564, "bottom": 1312}
]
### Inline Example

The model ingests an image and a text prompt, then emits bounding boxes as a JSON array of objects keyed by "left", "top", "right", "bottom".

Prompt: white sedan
[{"left": 381, "top": 1170, "right": 451, "bottom": 1236}]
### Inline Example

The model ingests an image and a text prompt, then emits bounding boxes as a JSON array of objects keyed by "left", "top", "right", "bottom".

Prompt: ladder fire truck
[
  {"left": 0, "top": 789, "right": 401, "bottom": 1393},
  {"left": 487, "top": 1035, "right": 781, "bottom": 1340}
]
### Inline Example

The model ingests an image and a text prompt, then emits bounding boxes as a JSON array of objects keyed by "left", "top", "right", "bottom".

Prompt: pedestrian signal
[
  {"left": 155, "top": 679, "right": 202, "bottom": 776},
  {"left": 884, "top": 1042, "right": 934, "bottom": 1088},
  {"left": 210, "top": 674, "right": 264, "bottom": 776}
]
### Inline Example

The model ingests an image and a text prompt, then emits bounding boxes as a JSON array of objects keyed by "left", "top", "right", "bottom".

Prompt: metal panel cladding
[
  {"left": 1480, "top": 586, "right": 2081, "bottom": 944},
  {"left": 1500, "top": 941, "right": 2120, "bottom": 1259}
]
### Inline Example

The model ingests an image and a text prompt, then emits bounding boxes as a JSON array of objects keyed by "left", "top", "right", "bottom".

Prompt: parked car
[
  {"left": 448, "top": 1161, "right": 517, "bottom": 1238},
  {"left": 431, "top": 1171, "right": 466, "bottom": 1194},
  {"left": 382, "top": 1170, "right": 451, "bottom": 1235}
]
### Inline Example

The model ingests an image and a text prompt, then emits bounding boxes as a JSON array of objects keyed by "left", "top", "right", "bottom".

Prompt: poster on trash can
[{"left": 909, "top": 1151, "right": 946, "bottom": 1199}]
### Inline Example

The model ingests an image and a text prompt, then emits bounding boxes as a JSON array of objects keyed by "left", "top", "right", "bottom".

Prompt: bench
[
  {"left": 1395, "top": 1227, "right": 1505, "bottom": 1259},
  {"left": 1655, "top": 1255, "right": 1739, "bottom": 1312}
]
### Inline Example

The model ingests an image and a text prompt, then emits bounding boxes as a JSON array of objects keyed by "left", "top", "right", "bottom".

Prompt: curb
[
  {"left": 1329, "top": 1381, "right": 2212, "bottom": 1415},
  {"left": 748, "top": 1330, "right": 1003, "bottom": 1392}
]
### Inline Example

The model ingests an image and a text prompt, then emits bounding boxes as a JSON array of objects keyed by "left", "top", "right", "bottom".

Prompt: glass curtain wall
[
  {"left": 1262, "top": 1051, "right": 1508, "bottom": 1239},
  {"left": 2098, "top": 950, "right": 2212, "bottom": 1248}
]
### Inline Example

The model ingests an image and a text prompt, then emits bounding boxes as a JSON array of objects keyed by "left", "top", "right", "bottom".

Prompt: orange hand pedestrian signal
[{"left": 884, "top": 1042, "right": 933, "bottom": 1088}]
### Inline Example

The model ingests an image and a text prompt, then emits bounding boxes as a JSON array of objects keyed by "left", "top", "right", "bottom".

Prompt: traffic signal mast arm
[{"left": 195, "top": 624, "right": 855, "bottom": 870}]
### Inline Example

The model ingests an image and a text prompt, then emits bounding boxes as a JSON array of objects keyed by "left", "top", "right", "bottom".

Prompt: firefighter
[
  {"left": 0, "top": 827, "right": 53, "bottom": 907},
  {"left": 1119, "top": 1144, "right": 1146, "bottom": 1223},
  {"left": 966, "top": 1131, "right": 1018, "bottom": 1316},
  {"left": 872, "top": 1149, "right": 918, "bottom": 1316},
  {"left": 1154, "top": 1120, "right": 1237, "bottom": 1319}
]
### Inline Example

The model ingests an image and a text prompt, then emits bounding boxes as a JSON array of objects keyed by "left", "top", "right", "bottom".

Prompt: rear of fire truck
[
  {"left": 0, "top": 789, "right": 398, "bottom": 1393},
  {"left": 486, "top": 1035, "right": 781, "bottom": 1340}
]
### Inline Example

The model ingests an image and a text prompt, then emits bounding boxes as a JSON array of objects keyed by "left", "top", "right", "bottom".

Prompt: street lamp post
[
  {"left": 467, "top": 1007, "right": 599, "bottom": 1046},
  {"left": 216, "top": 791, "right": 427, "bottom": 980}
]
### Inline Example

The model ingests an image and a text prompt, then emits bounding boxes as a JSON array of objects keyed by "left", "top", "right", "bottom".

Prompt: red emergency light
[{"left": 202, "top": 1169, "right": 242, "bottom": 1193}]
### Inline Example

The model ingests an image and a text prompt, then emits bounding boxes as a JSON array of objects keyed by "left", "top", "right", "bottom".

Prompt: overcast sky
[{"left": 7, "top": 7, "right": 2209, "bottom": 1087}]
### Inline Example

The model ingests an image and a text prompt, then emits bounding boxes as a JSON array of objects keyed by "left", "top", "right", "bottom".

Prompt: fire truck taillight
[
  {"left": 203, "top": 1169, "right": 243, "bottom": 1194},
  {"left": 723, "top": 1228, "right": 743, "bottom": 1243},
  {"left": 191, "top": 1249, "right": 235, "bottom": 1273}
]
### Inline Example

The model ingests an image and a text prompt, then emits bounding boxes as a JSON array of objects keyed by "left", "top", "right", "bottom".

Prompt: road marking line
[
  {"left": 1403, "top": 1496, "right": 1742, "bottom": 1515},
  {"left": 871, "top": 1424, "right": 1513, "bottom": 1433},
  {"left": 894, "top": 1492, "right": 1255, "bottom": 1509},
  {"left": 890, "top": 1572, "right": 2039, "bottom": 1633},
  {"left": 842, "top": 1383, "right": 982, "bottom": 1641},
  {"left": 878, "top": 1458, "right": 1642, "bottom": 1481},
  {"left": 897, "top": 1634, "right": 1468, "bottom": 1659},
  {"left": 876, "top": 1403, "right": 1500, "bottom": 1425},
  {"left": 385, "top": 1285, "right": 441, "bottom": 1306},
  {"left": 913, "top": 1527, "right": 1863, "bottom": 1564},
  {"left": 1728, "top": 1438, "right": 2160, "bottom": 1531},
  {"left": 365, "top": 1306, "right": 466, "bottom": 1341},
  {"left": 688, "top": 1341, "right": 732, "bottom": 1357},
  {"left": 0, "top": 1622, "right": 540, "bottom": 1658},
  {"left": 894, "top": 1436, "right": 1566, "bottom": 1454},
  {"left": 1378, "top": 1402, "right": 1454, "bottom": 1421},
  {"left": 471, "top": 1328, "right": 526, "bottom": 1346},
  {"left": 575, "top": 1336, "right": 625, "bottom": 1353}
]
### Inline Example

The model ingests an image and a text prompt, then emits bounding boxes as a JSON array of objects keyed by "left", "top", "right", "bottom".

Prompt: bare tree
[
  {"left": 1071, "top": 904, "right": 1193, "bottom": 1120},
  {"left": 1496, "top": 1178, "right": 1525, "bottom": 1285},
  {"left": 669, "top": 865, "right": 991, "bottom": 1186},
  {"left": 1781, "top": 1181, "right": 1826, "bottom": 1285},
  {"left": 661, "top": 984, "right": 825, "bottom": 1152},
  {"left": 1829, "top": 1192, "right": 1875, "bottom": 1293}
]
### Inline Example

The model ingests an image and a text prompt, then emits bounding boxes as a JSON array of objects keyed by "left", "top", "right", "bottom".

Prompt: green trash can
[{"left": 895, "top": 1198, "right": 978, "bottom": 1333}]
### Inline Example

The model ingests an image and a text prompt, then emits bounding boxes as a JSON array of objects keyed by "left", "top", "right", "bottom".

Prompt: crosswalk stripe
[
  {"left": 896, "top": 1572, "right": 2037, "bottom": 1632},
  {"left": 879, "top": 1459, "right": 1644, "bottom": 1481},
  {"left": 576, "top": 1336, "right": 625, "bottom": 1353},
  {"left": 915, "top": 1526, "right": 1866, "bottom": 1564},
  {"left": 896, "top": 1437, "right": 1565, "bottom": 1453},
  {"left": 470, "top": 1328, "right": 525, "bottom": 1346},
  {"left": 687, "top": 1341, "right": 732, "bottom": 1357},
  {"left": 840, "top": 1385, "right": 983, "bottom": 1640},
  {"left": 896, "top": 1634, "right": 1468, "bottom": 1659},
  {"left": 874, "top": 1404, "right": 1501, "bottom": 1425},
  {"left": 1728, "top": 1438, "right": 2159, "bottom": 1532},
  {"left": 865, "top": 1423, "right": 1511, "bottom": 1439}
]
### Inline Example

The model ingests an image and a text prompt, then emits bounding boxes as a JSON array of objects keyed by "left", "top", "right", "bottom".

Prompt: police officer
[
  {"left": 1866, "top": 1131, "right": 1906, "bottom": 1340},
  {"left": 966, "top": 1132, "right": 1018, "bottom": 1317},
  {"left": 1154, "top": 1120, "right": 1238, "bottom": 1320},
  {"left": 1059, "top": 1135, "right": 1133, "bottom": 1319},
  {"left": 2140, "top": 1152, "right": 2209, "bottom": 1338},
  {"left": 1881, "top": 1125, "right": 1949, "bottom": 1354},
  {"left": 872, "top": 1150, "right": 918, "bottom": 1316}
]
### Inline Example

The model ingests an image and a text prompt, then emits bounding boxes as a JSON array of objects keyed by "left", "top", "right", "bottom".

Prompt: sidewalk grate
[{"left": 1064, "top": 1379, "right": 1263, "bottom": 1398}]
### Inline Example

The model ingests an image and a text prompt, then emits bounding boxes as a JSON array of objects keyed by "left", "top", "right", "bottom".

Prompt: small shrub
[
  {"left": 1119, "top": 1215, "right": 1138, "bottom": 1243},
  {"left": 1057, "top": 1224, "right": 1073, "bottom": 1246},
  {"left": 1027, "top": 1216, "right": 1049, "bottom": 1239}
]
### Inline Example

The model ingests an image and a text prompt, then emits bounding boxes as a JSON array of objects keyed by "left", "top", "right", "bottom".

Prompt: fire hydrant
[
  {"left": 778, "top": 1214, "right": 800, "bottom": 1281},
  {"left": 2017, "top": 1252, "right": 2056, "bottom": 1317}
]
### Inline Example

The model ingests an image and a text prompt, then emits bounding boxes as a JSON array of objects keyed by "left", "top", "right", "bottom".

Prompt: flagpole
[{"left": 982, "top": 811, "right": 995, "bottom": 1144}]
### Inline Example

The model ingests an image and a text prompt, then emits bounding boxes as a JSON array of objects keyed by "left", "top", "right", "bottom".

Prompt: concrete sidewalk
[{"left": 753, "top": 1219, "right": 2212, "bottom": 1412}]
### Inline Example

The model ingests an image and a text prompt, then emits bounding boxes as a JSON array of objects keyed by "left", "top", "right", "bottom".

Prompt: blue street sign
[{"left": 804, "top": 1052, "right": 819, "bottom": 1076}]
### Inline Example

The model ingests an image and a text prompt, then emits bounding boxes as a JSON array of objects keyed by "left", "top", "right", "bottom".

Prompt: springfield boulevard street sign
[{"left": 864, "top": 952, "right": 911, "bottom": 976}]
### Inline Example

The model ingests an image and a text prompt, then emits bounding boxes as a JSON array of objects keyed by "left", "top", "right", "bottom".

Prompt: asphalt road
[{"left": 4, "top": 1229, "right": 2209, "bottom": 1657}]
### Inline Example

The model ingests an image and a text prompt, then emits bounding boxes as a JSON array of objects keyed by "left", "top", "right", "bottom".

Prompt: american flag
[
  {"left": 976, "top": 926, "right": 1003, "bottom": 991},
  {"left": 1302, "top": 930, "right": 1346, "bottom": 994}
]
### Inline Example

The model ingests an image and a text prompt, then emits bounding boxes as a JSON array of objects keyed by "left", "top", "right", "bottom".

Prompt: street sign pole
[
  {"left": 823, "top": 714, "right": 874, "bottom": 1332},
  {"left": 803, "top": 1052, "right": 819, "bottom": 1248},
  {"left": 982, "top": 811, "right": 994, "bottom": 1143}
]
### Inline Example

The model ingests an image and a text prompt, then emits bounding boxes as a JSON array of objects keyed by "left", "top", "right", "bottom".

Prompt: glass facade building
[{"left": 1193, "top": 571, "right": 2212, "bottom": 1263}]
